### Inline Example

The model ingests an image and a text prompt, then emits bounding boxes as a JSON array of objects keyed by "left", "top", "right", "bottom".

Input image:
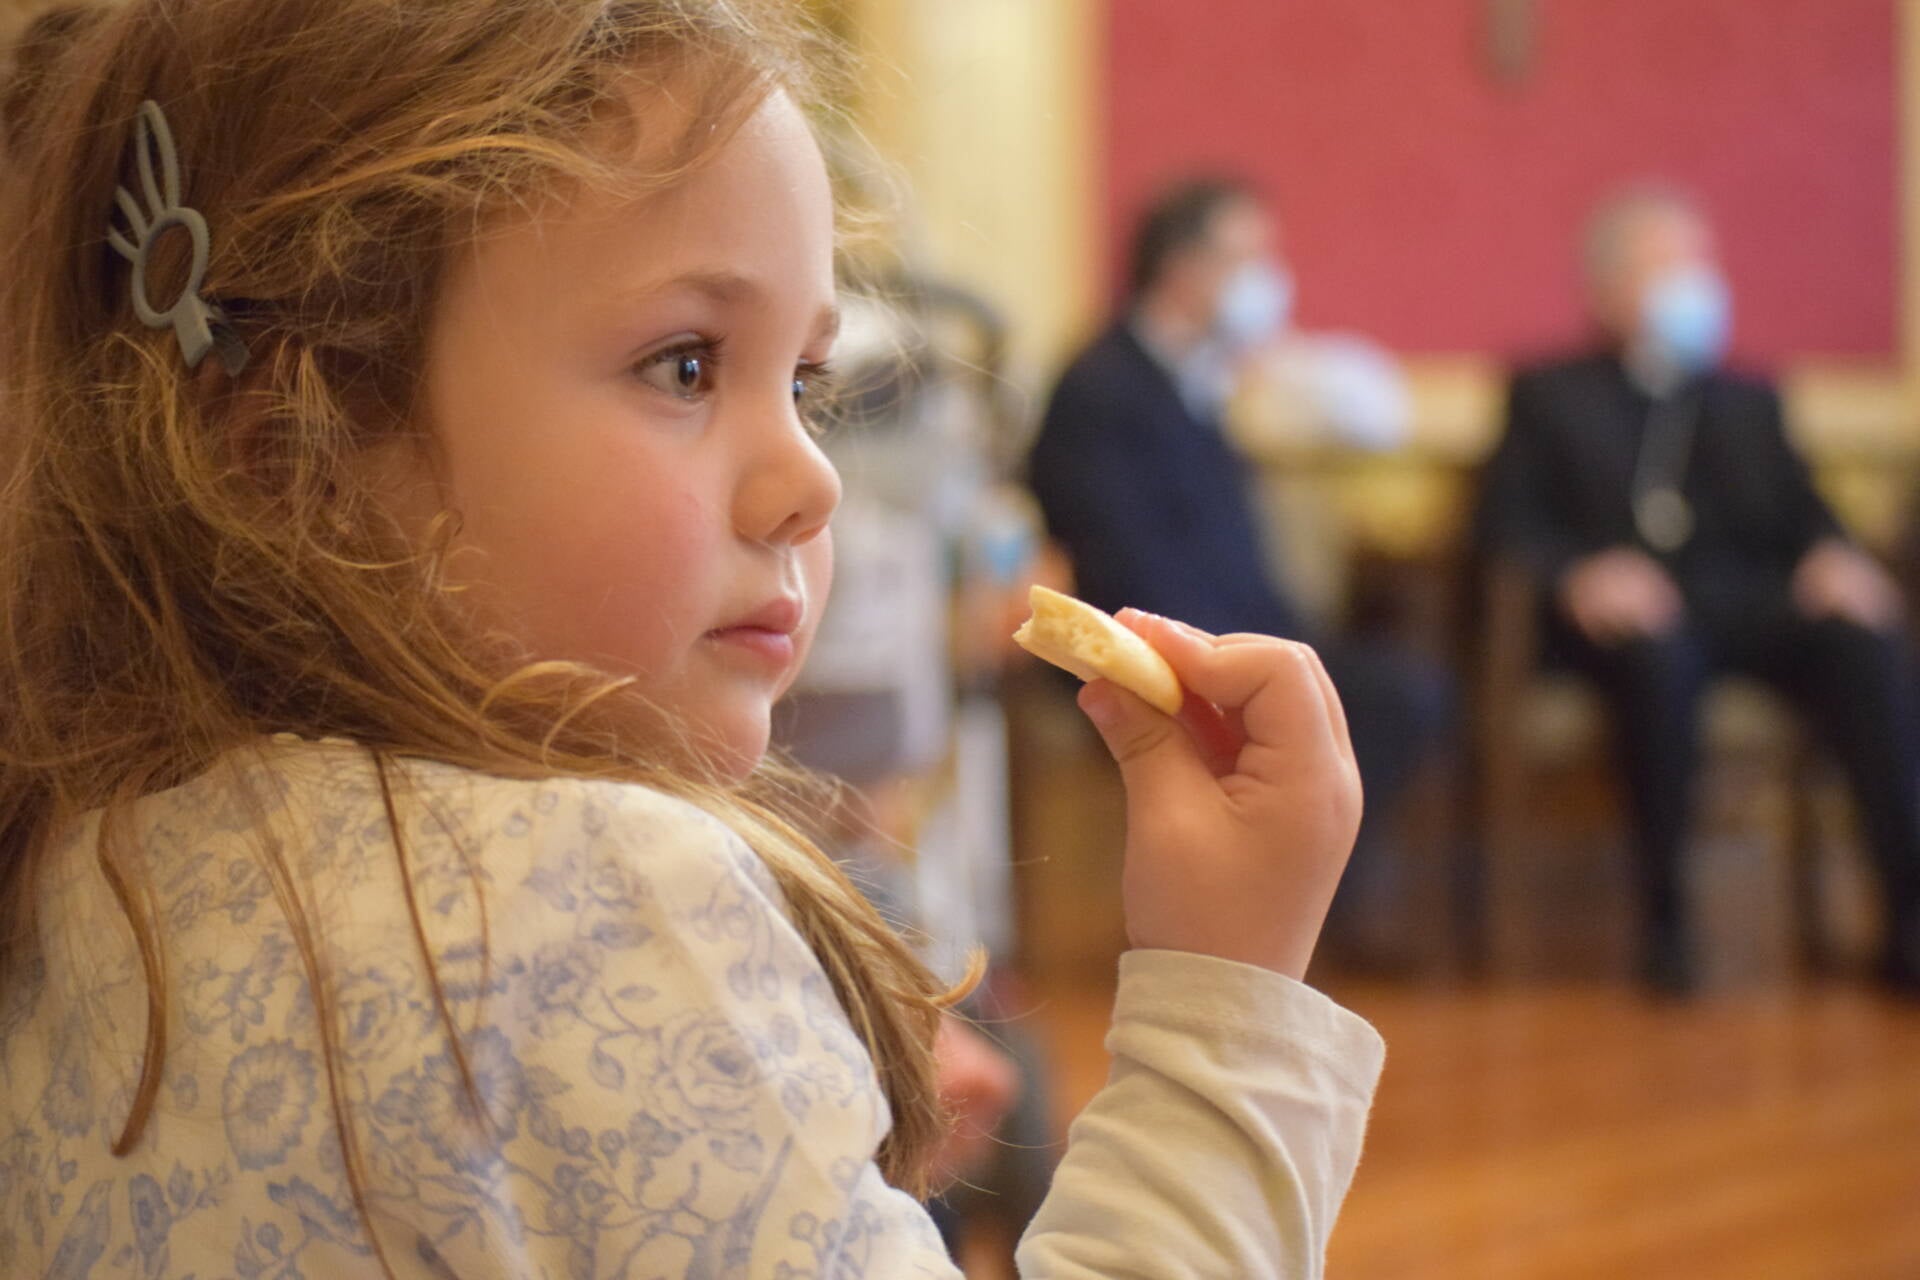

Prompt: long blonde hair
[{"left": 0, "top": 0, "right": 963, "bottom": 1240}]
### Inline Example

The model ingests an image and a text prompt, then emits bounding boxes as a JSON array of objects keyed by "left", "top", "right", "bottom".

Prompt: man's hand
[
  {"left": 1792, "top": 538, "right": 1903, "bottom": 632},
  {"left": 1558, "top": 547, "right": 1684, "bottom": 646}
]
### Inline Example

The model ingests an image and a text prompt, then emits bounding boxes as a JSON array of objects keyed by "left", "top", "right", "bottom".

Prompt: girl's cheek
[{"left": 606, "top": 483, "right": 715, "bottom": 584}]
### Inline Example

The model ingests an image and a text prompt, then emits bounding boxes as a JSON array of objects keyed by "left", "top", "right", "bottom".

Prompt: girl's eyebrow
[
  {"left": 664, "top": 268, "right": 760, "bottom": 306},
  {"left": 628, "top": 269, "right": 840, "bottom": 342}
]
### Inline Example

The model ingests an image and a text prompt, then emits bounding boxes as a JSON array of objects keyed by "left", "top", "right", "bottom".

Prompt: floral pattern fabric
[{"left": 0, "top": 739, "right": 958, "bottom": 1277}]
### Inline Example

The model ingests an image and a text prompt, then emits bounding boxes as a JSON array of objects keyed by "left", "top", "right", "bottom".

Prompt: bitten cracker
[{"left": 1012, "top": 585, "right": 1183, "bottom": 716}]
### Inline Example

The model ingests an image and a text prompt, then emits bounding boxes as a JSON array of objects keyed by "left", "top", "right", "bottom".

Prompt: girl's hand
[{"left": 1077, "top": 612, "right": 1362, "bottom": 980}]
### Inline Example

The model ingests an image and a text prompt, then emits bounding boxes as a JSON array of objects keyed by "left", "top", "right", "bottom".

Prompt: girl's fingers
[
  {"left": 1176, "top": 691, "right": 1242, "bottom": 776},
  {"left": 1118, "top": 610, "right": 1292, "bottom": 653},
  {"left": 1126, "top": 612, "right": 1330, "bottom": 720},
  {"left": 1079, "top": 678, "right": 1221, "bottom": 813},
  {"left": 1130, "top": 615, "right": 1271, "bottom": 650},
  {"left": 1296, "top": 640, "right": 1355, "bottom": 767},
  {"left": 1130, "top": 615, "right": 1335, "bottom": 758},
  {"left": 1115, "top": 611, "right": 1246, "bottom": 772},
  {"left": 1118, "top": 608, "right": 1213, "bottom": 643},
  {"left": 1118, "top": 609, "right": 1353, "bottom": 778}
]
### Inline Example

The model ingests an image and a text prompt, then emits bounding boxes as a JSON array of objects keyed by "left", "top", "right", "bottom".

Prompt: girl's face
[{"left": 416, "top": 89, "right": 842, "bottom": 777}]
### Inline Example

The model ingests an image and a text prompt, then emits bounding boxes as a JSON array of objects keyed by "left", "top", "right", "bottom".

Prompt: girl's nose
[{"left": 734, "top": 395, "right": 842, "bottom": 547}]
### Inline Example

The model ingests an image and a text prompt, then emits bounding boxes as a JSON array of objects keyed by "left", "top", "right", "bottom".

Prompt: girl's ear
[
  {"left": 205, "top": 335, "right": 444, "bottom": 539},
  {"left": 203, "top": 343, "right": 349, "bottom": 535},
  {"left": 204, "top": 338, "right": 307, "bottom": 498},
  {"left": 203, "top": 354, "right": 280, "bottom": 483}
]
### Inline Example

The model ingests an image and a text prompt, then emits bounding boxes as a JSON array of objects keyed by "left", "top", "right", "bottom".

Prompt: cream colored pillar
[{"left": 839, "top": 0, "right": 1102, "bottom": 389}]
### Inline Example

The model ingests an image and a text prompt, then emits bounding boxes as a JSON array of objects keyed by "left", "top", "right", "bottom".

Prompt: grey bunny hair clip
[{"left": 106, "top": 99, "right": 250, "bottom": 376}]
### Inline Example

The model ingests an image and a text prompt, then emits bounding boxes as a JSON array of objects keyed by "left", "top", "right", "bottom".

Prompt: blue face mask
[
  {"left": 1213, "top": 262, "right": 1293, "bottom": 350},
  {"left": 1640, "top": 266, "right": 1731, "bottom": 374}
]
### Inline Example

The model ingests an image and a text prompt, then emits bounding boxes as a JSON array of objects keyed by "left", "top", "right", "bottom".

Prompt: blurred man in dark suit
[
  {"left": 1478, "top": 187, "right": 1920, "bottom": 995},
  {"left": 1026, "top": 178, "right": 1449, "bottom": 961}
]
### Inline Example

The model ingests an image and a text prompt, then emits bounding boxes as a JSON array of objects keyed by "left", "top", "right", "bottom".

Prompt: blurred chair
[{"left": 1471, "top": 555, "right": 1836, "bottom": 985}]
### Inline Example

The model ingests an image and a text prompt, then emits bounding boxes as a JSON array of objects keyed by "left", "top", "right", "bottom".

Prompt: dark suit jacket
[
  {"left": 1026, "top": 322, "right": 1302, "bottom": 639},
  {"left": 1477, "top": 351, "right": 1840, "bottom": 628}
]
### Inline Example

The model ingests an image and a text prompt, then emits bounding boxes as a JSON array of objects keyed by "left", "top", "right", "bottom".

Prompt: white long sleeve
[{"left": 1018, "top": 950, "right": 1384, "bottom": 1279}]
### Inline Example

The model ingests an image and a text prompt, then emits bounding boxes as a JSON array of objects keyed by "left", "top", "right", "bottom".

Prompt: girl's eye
[
  {"left": 635, "top": 343, "right": 719, "bottom": 400},
  {"left": 792, "top": 360, "right": 832, "bottom": 405},
  {"left": 792, "top": 362, "right": 838, "bottom": 438}
]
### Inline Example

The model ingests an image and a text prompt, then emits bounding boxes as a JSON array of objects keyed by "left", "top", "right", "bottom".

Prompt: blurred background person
[
  {"left": 1025, "top": 177, "right": 1451, "bottom": 962},
  {"left": 1476, "top": 187, "right": 1920, "bottom": 997}
]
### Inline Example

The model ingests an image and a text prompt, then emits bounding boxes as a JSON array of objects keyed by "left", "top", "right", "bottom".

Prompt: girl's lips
[
  {"left": 706, "top": 625, "right": 796, "bottom": 668},
  {"left": 722, "top": 596, "right": 804, "bottom": 635},
  {"left": 706, "top": 594, "right": 802, "bottom": 669}
]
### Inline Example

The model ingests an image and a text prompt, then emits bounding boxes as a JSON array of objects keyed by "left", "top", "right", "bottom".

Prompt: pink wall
[{"left": 1102, "top": 0, "right": 1898, "bottom": 366}]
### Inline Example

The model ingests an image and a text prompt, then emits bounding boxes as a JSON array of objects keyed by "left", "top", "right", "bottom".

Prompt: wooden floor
[{"left": 1018, "top": 975, "right": 1920, "bottom": 1280}]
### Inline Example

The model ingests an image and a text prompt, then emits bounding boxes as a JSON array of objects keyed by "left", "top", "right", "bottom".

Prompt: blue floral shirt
[{"left": 1, "top": 739, "right": 956, "bottom": 1277}]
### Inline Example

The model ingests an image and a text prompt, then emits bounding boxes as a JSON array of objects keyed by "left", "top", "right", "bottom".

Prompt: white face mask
[{"left": 1212, "top": 261, "right": 1293, "bottom": 350}]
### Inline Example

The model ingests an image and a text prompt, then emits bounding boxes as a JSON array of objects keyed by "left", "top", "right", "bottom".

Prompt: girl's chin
[{"left": 687, "top": 714, "right": 772, "bottom": 783}]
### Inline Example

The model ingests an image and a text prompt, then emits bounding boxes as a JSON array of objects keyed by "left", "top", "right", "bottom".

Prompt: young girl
[{"left": 0, "top": 2, "right": 1382, "bottom": 1275}]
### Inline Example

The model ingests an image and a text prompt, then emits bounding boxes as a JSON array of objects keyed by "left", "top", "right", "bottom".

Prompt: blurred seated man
[
  {"left": 1026, "top": 177, "right": 1450, "bottom": 961},
  {"left": 1477, "top": 187, "right": 1920, "bottom": 996}
]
